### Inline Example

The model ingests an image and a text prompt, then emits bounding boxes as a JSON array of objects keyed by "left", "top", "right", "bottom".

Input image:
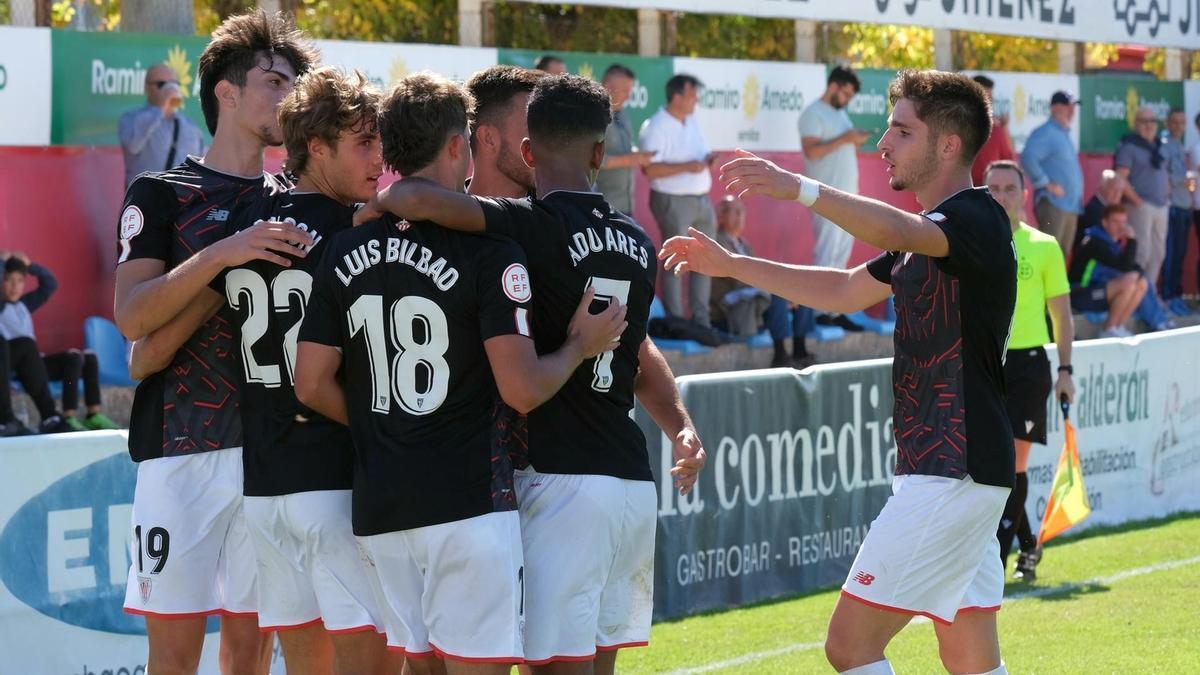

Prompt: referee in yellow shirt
[{"left": 984, "top": 160, "right": 1076, "bottom": 581}]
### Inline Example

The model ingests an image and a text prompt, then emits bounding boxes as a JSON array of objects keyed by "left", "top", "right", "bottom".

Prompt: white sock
[
  {"left": 969, "top": 663, "right": 1008, "bottom": 675},
  {"left": 840, "top": 659, "right": 895, "bottom": 675}
]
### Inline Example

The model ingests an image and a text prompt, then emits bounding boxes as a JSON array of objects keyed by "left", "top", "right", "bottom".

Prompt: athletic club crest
[{"left": 138, "top": 575, "right": 153, "bottom": 604}]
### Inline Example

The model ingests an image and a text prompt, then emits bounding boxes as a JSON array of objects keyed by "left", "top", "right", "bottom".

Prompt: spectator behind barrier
[
  {"left": 595, "top": 64, "right": 654, "bottom": 215},
  {"left": 1160, "top": 108, "right": 1194, "bottom": 317},
  {"left": 1066, "top": 205, "right": 1148, "bottom": 338},
  {"left": 799, "top": 65, "right": 869, "bottom": 333},
  {"left": 1021, "top": 90, "right": 1083, "bottom": 255},
  {"left": 1080, "top": 169, "right": 1128, "bottom": 249},
  {"left": 534, "top": 54, "right": 566, "bottom": 74},
  {"left": 969, "top": 75, "right": 1016, "bottom": 187},
  {"left": 0, "top": 252, "right": 120, "bottom": 436},
  {"left": 709, "top": 196, "right": 816, "bottom": 369},
  {"left": 117, "top": 62, "right": 207, "bottom": 188},
  {"left": 641, "top": 73, "right": 720, "bottom": 336},
  {"left": 1115, "top": 106, "right": 1171, "bottom": 288}
]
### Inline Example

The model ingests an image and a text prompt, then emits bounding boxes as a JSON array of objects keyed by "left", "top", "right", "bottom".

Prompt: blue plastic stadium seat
[
  {"left": 84, "top": 316, "right": 137, "bottom": 387},
  {"left": 648, "top": 297, "right": 714, "bottom": 355},
  {"left": 744, "top": 331, "right": 774, "bottom": 349},
  {"left": 1084, "top": 311, "right": 1108, "bottom": 325}
]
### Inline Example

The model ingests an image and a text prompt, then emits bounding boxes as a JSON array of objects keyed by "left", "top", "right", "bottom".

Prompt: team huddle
[
  {"left": 114, "top": 10, "right": 704, "bottom": 675},
  {"left": 115, "top": 8, "right": 1020, "bottom": 675}
]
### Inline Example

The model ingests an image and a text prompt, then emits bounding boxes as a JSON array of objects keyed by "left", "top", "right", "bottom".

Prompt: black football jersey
[
  {"left": 478, "top": 191, "right": 657, "bottom": 482},
  {"left": 219, "top": 191, "right": 357, "bottom": 496},
  {"left": 299, "top": 217, "right": 532, "bottom": 536},
  {"left": 866, "top": 187, "right": 1017, "bottom": 488},
  {"left": 118, "top": 158, "right": 286, "bottom": 461}
]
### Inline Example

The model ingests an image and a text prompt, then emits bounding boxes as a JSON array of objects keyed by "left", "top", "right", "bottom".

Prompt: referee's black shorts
[{"left": 1003, "top": 346, "right": 1052, "bottom": 444}]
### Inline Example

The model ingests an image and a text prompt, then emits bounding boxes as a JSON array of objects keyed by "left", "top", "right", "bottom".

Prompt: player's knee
[
  {"left": 147, "top": 648, "right": 203, "bottom": 675},
  {"left": 218, "top": 632, "right": 269, "bottom": 674},
  {"left": 824, "top": 628, "right": 864, "bottom": 671}
]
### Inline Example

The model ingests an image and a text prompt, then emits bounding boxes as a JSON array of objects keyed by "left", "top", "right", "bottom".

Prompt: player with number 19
[
  {"left": 115, "top": 12, "right": 317, "bottom": 674},
  {"left": 128, "top": 67, "right": 396, "bottom": 675},
  {"left": 294, "top": 73, "right": 626, "bottom": 670}
]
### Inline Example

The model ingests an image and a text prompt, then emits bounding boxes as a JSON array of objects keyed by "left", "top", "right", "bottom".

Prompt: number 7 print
[{"left": 585, "top": 276, "right": 631, "bottom": 393}]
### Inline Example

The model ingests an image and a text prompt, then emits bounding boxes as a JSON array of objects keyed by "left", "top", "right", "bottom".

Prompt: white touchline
[{"left": 662, "top": 555, "right": 1200, "bottom": 675}]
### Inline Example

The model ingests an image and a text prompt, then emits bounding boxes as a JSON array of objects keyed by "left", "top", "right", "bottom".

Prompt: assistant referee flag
[{"left": 1039, "top": 398, "right": 1092, "bottom": 544}]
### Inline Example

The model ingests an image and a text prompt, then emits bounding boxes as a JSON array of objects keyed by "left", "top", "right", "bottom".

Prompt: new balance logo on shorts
[{"left": 853, "top": 571, "right": 876, "bottom": 586}]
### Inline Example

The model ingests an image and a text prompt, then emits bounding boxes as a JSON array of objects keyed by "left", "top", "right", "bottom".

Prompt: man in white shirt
[
  {"left": 799, "top": 65, "right": 872, "bottom": 332},
  {"left": 640, "top": 73, "right": 719, "bottom": 330}
]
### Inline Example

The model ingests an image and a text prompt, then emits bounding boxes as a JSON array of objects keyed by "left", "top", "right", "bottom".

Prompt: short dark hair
[
  {"left": 466, "top": 65, "right": 544, "bottom": 132},
  {"left": 666, "top": 74, "right": 702, "bottom": 102},
  {"left": 380, "top": 73, "right": 473, "bottom": 176},
  {"left": 888, "top": 70, "right": 992, "bottom": 167},
  {"left": 828, "top": 66, "right": 860, "bottom": 92},
  {"left": 4, "top": 258, "right": 27, "bottom": 276},
  {"left": 1169, "top": 107, "right": 1185, "bottom": 117},
  {"left": 971, "top": 74, "right": 995, "bottom": 90},
  {"left": 984, "top": 159, "right": 1024, "bottom": 187},
  {"left": 603, "top": 64, "right": 636, "bottom": 81},
  {"left": 198, "top": 10, "right": 318, "bottom": 135},
  {"left": 279, "top": 68, "right": 381, "bottom": 175},
  {"left": 527, "top": 74, "right": 611, "bottom": 149},
  {"left": 1102, "top": 203, "right": 1127, "bottom": 220},
  {"left": 534, "top": 55, "right": 563, "bottom": 72}
]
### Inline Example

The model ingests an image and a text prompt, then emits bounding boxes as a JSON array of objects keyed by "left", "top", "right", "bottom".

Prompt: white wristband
[{"left": 796, "top": 175, "right": 821, "bottom": 207}]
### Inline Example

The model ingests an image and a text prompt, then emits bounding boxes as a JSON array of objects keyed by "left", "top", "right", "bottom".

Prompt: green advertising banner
[
  {"left": 498, "top": 49, "right": 672, "bottom": 133},
  {"left": 841, "top": 67, "right": 895, "bottom": 153},
  {"left": 52, "top": 30, "right": 211, "bottom": 145},
  {"left": 1079, "top": 76, "right": 1184, "bottom": 154}
]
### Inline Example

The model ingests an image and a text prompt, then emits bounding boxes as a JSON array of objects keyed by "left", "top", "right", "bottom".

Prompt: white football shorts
[
  {"left": 359, "top": 510, "right": 525, "bottom": 663},
  {"left": 243, "top": 489, "right": 383, "bottom": 634},
  {"left": 514, "top": 470, "right": 657, "bottom": 664},
  {"left": 123, "top": 447, "right": 258, "bottom": 619},
  {"left": 841, "top": 474, "right": 1011, "bottom": 624}
]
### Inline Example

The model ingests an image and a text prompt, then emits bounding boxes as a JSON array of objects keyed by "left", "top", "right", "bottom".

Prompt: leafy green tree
[
  {"left": 954, "top": 31, "right": 1059, "bottom": 72},
  {"left": 491, "top": 2, "right": 636, "bottom": 53},
  {"left": 823, "top": 22, "right": 933, "bottom": 69},
  {"left": 293, "top": 0, "right": 456, "bottom": 44},
  {"left": 671, "top": 14, "right": 794, "bottom": 61}
]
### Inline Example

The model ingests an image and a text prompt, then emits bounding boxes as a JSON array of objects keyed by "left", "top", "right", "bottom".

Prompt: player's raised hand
[
  {"left": 211, "top": 219, "right": 315, "bottom": 268},
  {"left": 659, "top": 227, "right": 735, "bottom": 278},
  {"left": 669, "top": 428, "right": 706, "bottom": 496},
  {"left": 720, "top": 148, "right": 803, "bottom": 201},
  {"left": 568, "top": 286, "right": 629, "bottom": 358}
]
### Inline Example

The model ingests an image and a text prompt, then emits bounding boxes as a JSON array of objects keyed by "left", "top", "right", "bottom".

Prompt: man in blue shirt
[
  {"left": 118, "top": 63, "right": 207, "bottom": 187},
  {"left": 1021, "top": 90, "right": 1083, "bottom": 256}
]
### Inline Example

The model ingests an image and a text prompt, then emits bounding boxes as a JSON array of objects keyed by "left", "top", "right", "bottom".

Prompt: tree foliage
[
  {"left": 954, "top": 31, "right": 1059, "bottom": 72},
  {"left": 293, "top": 0, "right": 456, "bottom": 44},
  {"left": 671, "top": 13, "right": 794, "bottom": 61},
  {"left": 491, "top": 2, "right": 636, "bottom": 53},
  {"left": 824, "top": 22, "right": 933, "bottom": 69}
]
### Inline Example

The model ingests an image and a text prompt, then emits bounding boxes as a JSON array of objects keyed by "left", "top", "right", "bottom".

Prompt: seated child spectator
[{"left": 0, "top": 252, "right": 118, "bottom": 435}]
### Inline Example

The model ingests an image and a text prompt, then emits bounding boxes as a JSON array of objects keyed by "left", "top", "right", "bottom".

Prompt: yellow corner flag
[{"left": 1039, "top": 398, "right": 1092, "bottom": 545}]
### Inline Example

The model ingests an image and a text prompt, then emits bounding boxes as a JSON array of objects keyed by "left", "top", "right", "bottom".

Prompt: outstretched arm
[
  {"left": 719, "top": 149, "right": 950, "bottom": 258},
  {"left": 355, "top": 178, "right": 487, "bottom": 231},
  {"left": 659, "top": 227, "right": 892, "bottom": 315}
]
